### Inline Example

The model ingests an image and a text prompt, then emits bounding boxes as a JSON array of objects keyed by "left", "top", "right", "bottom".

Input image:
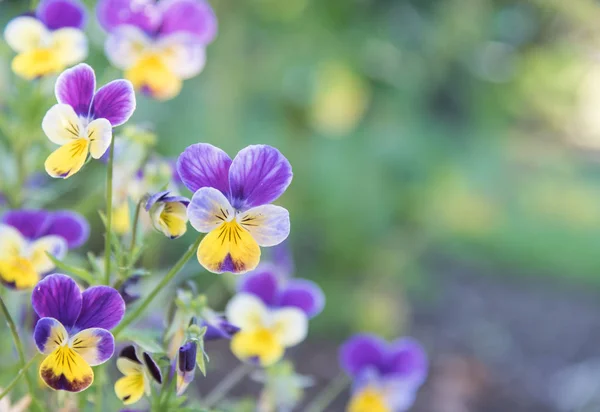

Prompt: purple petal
[
  {"left": 157, "top": 0, "right": 217, "bottom": 44},
  {"left": 278, "top": 279, "right": 325, "bottom": 318},
  {"left": 202, "top": 318, "right": 239, "bottom": 341},
  {"left": 237, "top": 269, "right": 280, "bottom": 306},
  {"left": 2, "top": 209, "right": 51, "bottom": 240},
  {"left": 55, "top": 63, "right": 95, "bottom": 117},
  {"left": 32, "top": 274, "right": 82, "bottom": 330},
  {"left": 74, "top": 286, "right": 125, "bottom": 331},
  {"left": 270, "top": 241, "right": 295, "bottom": 278},
  {"left": 177, "top": 143, "right": 232, "bottom": 195},
  {"left": 228, "top": 145, "right": 293, "bottom": 210},
  {"left": 96, "top": 0, "right": 160, "bottom": 33},
  {"left": 90, "top": 79, "right": 136, "bottom": 127},
  {"left": 37, "top": 0, "right": 86, "bottom": 30},
  {"left": 143, "top": 352, "right": 163, "bottom": 383},
  {"left": 383, "top": 338, "right": 428, "bottom": 385},
  {"left": 44, "top": 210, "right": 90, "bottom": 248},
  {"left": 339, "top": 334, "right": 388, "bottom": 378},
  {"left": 34, "top": 317, "right": 66, "bottom": 353}
]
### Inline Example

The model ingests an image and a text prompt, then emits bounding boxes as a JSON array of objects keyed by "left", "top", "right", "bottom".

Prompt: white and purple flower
[
  {"left": 145, "top": 190, "right": 190, "bottom": 239},
  {"left": 32, "top": 274, "right": 125, "bottom": 392},
  {"left": 42, "top": 63, "right": 136, "bottom": 179},
  {"left": 97, "top": 0, "right": 217, "bottom": 100}
]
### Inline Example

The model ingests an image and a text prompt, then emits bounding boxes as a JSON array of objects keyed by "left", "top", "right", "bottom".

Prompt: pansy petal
[
  {"left": 156, "top": 33, "right": 206, "bottom": 79},
  {"left": 54, "top": 63, "right": 95, "bottom": 117},
  {"left": 152, "top": 201, "right": 188, "bottom": 239},
  {"left": 37, "top": 0, "right": 86, "bottom": 30},
  {"left": 197, "top": 221, "right": 261, "bottom": 274},
  {"left": 29, "top": 235, "right": 68, "bottom": 274},
  {"left": 125, "top": 55, "right": 182, "bottom": 100},
  {"left": 74, "top": 285, "right": 125, "bottom": 331},
  {"left": 237, "top": 269, "right": 279, "bottom": 306},
  {"left": 177, "top": 143, "right": 232, "bottom": 195},
  {"left": 271, "top": 241, "right": 295, "bottom": 278},
  {"left": 40, "top": 346, "right": 93, "bottom": 392},
  {"left": 32, "top": 273, "right": 82, "bottom": 330},
  {"left": 230, "top": 329, "right": 284, "bottom": 367},
  {"left": 88, "top": 118, "right": 113, "bottom": 159},
  {"left": 238, "top": 204, "right": 290, "bottom": 247},
  {"left": 384, "top": 338, "right": 428, "bottom": 385},
  {"left": 279, "top": 279, "right": 325, "bottom": 318},
  {"left": 69, "top": 328, "right": 114, "bottom": 366},
  {"left": 51, "top": 28, "right": 88, "bottom": 66},
  {"left": 96, "top": 0, "right": 160, "bottom": 33},
  {"left": 143, "top": 352, "right": 162, "bottom": 383},
  {"left": 115, "top": 374, "right": 145, "bottom": 405},
  {"left": 42, "top": 104, "right": 84, "bottom": 145},
  {"left": 90, "top": 80, "right": 136, "bottom": 127},
  {"left": 117, "top": 345, "right": 142, "bottom": 375},
  {"left": 2, "top": 210, "right": 51, "bottom": 240},
  {"left": 11, "top": 48, "right": 64, "bottom": 80},
  {"left": 34, "top": 317, "right": 68, "bottom": 354},
  {"left": 225, "top": 293, "right": 269, "bottom": 331},
  {"left": 187, "top": 187, "right": 234, "bottom": 233},
  {"left": 0, "top": 257, "right": 38, "bottom": 290},
  {"left": 45, "top": 138, "right": 89, "bottom": 179},
  {"left": 339, "top": 334, "right": 388, "bottom": 378},
  {"left": 158, "top": 0, "right": 217, "bottom": 44},
  {"left": 45, "top": 210, "right": 90, "bottom": 248},
  {"left": 104, "top": 26, "right": 151, "bottom": 70},
  {"left": 228, "top": 145, "right": 293, "bottom": 210},
  {"left": 271, "top": 307, "right": 308, "bottom": 347},
  {"left": 3, "top": 17, "right": 48, "bottom": 53},
  {"left": 0, "top": 223, "right": 28, "bottom": 258}
]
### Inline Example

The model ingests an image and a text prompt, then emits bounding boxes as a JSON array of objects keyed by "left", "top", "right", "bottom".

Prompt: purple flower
[
  {"left": 202, "top": 316, "right": 240, "bottom": 341},
  {"left": 97, "top": 0, "right": 217, "bottom": 100},
  {"left": 3, "top": 0, "right": 87, "bottom": 79},
  {"left": 32, "top": 274, "right": 125, "bottom": 392},
  {"left": 179, "top": 144, "right": 293, "bottom": 274},
  {"left": 176, "top": 341, "right": 197, "bottom": 395},
  {"left": 0, "top": 208, "right": 89, "bottom": 290},
  {"left": 115, "top": 345, "right": 162, "bottom": 405},
  {"left": 42, "top": 63, "right": 136, "bottom": 179},
  {"left": 145, "top": 190, "right": 190, "bottom": 239},
  {"left": 339, "top": 334, "right": 428, "bottom": 412}
]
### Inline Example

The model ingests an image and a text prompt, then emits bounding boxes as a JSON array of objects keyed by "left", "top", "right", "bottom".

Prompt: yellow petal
[
  {"left": 125, "top": 54, "right": 182, "bottom": 100},
  {"left": 347, "top": 387, "right": 391, "bottom": 412},
  {"left": 12, "top": 49, "right": 64, "bottom": 80},
  {"left": 154, "top": 202, "right": 188, "bottom": 239},
  {"left": 114, "top": 374, "right": 145, "bottom": 405},
  {"left": 39, "top": 346, "right": 93, "bottom": 392},
  {"left": 45, "top": 138, "right": 89, "bottom": 179},
  {"left": 0, "top": 257, "right": 39, "bottom": 290},
  {"left": 230, "top": 329, "right": 284, "bottom": 367}
]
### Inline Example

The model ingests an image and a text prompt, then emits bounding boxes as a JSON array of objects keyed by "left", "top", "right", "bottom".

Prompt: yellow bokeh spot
[
  {"left": 113, "top": 202, "right": 131, "bottom": 235},
  {"left": 347, "top": 387, "right": 390, "bottom": 412}
]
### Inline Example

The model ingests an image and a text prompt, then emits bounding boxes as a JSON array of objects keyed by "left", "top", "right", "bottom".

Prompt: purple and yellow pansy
[
  {"left": 339, "top": 334, "right": 428, "bottom": 412},
  {"left": 3, "top": 0, "right": 88, "bottom": 79},
  {"left": 42, "top": 63, "right": 136, "bottom": 179},
  {"left": 178, "top": 144, "right": 293, "bottom": 274},
  {"left": 0, "top": 209, "right": 89, "bottom": 289},
  {"left": 145, "top": 190, "right": 190, "bottom": 239},
  {"left": 97, "top": 0, "right": 217, "bottom": 100},
  {"left": 32, "top": 274, "right": 125, "bottom": 392},
  {"left": 225, "top": 267, "right": 323, "bottom": 366},
  {"left": 114, "top": 345, "right": 162, "bottom": 405}
]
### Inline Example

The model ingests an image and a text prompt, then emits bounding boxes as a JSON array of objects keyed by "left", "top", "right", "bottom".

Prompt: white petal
[
  {"left": 270, "top": 307, "right": 308, "bottom": 347},
  {"left": 225, "top": 293, "right": 269, "bottom": 331},
  {"left": 157, "top": 33, "right": 206, "bottom": 79},
  {"left": 27, "top": 235, "right": 67, "bottom": 274},
  {"left": 51, "top": 28, "right": 88, "bottom": 66},
  {"left": 187, "top": 187, "right": 234, "bottom": 233},
  {"left": 4, "top": 16, "right": 48, "bottom": 53},
  {"left": 0, "top": 224, "right": 26, "bottom": 260},
  {"left": 104, "top": 26, "right": 151, "bottom": 70},
  {"left": 87, "top": 118, "right": 113, "bottom": 159},
  {"left": 237, "top": 204, "right": 290, "bottom": 247},
  {"left": 42, "top": 104, "right": 84, "bottom": 145}
]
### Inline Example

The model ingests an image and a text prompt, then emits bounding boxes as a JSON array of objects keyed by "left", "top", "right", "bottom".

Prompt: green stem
[
  {"left": 203, "top": 363, "right": 253, "bottom": 409},
  {"left": 303, "top": 373, "right": 349, "bottom": 412},
  {"left": 0, "top": 296, "right": 37, "bottom": 400},
  {"left": 113, "top": 235, "right": 203, "bottom": 337},
  {"left": 94, "top": 365, "right": 104, "bottom": 412},
  {"left": 128, "top": 197, "right": 145, "bottom": 270},
  {"left": 0, "top": 354, "right": 40, "bottom": 401},
  {"left": 104, "top": 138, "right": 116, "bottom": 285}
]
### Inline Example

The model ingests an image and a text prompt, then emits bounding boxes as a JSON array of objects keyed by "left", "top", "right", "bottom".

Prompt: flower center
[{"left": 348, "top": 387, "right": 390, "bottom": 412}]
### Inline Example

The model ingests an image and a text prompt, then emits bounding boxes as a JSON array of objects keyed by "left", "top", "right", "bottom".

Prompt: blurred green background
[{"left": 3, "top": 0, "right": 600, "bottom": 410}]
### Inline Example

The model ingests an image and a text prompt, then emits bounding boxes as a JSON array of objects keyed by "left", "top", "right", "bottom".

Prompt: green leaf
[
  {"left": 46, "top": 253, "right": 95, "bottom": 285},
  {"left": 196, "top": 339, "right": 209, "bottom": 377}
]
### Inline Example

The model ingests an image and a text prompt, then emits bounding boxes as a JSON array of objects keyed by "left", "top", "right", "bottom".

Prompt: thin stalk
[
  {"left": 0, "top": 296, "right": 37, "bottom": 400},
  {"left": 103, "top": 138, "right": 116, "bottom": 285},
  {"left": 129, "top": 198, "right": 145, "bottom": 261},
  {"left": 303, "top": 373, "right": 349, "bottom": 412},
  {"left": 203, "top": 363, "right": 253, "bottom": 409},
  {"left": 0, "top": 354, "right": 39, "bottom": 401},
  {"left": 94, "top": 365, "right": 104, "bottom": 412},
  {"left": 113, "top": 235, "right": 203, "bottom": 337}
]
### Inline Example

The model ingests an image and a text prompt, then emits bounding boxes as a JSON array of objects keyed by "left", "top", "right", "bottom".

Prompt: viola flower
[
  {"left": 42, "top": 63, "right": 136, "bottom": 179},
  {"left": 32, "top": 274, "right": 125, "bottom": 392},
  {"left": 202, "top": 312, "right": 239, "bottom": 341},
  {"left": 3, "top": 0, "right": 88, "bottom": 80},
  {"left": 176, "top": 341, "right": 197, "bottom": 395},
  {"left": 179, "top": 144, "right": 293, "bottom": 274},
  {"left": 145, "top": 190, "right": 190, "bottom": 239},
  {"left": 97, "top": 0, "right": 217, "bottom": 100},
  {"left": 339, "top": 334, "right": 428, "bottom": 412},
  {"left": 114, "top": 345, "right": 162, "bottom": 405}
]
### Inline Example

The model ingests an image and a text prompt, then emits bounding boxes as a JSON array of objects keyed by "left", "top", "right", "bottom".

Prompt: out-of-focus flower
[
  {"left": 42, "top": 63, "right": 136, "bottom": 179},
  {"left": 254, "top": 361, "right": 313, "bottom": 412},
  {"left": 32, "top": 274, "right": 125, "bottom": 392},
  {"left": 339, "top": 334, "right": 428, "bottom": 412},
  {"left": 202, "top": 310, "right": 240, "bottom": 340},
  {"left": 145, "top": 190, "right": 190, "bottom": 239},
  {"left": 0, "top": 389, "right": 31, "bottom": 412},
  {"left": 179, "top": 144, "right": 292, "bottom": 274},
  {"left": 97, "top": 0, "right": 217, "bottom": 100},
  {"left": 118, "top": 274, "right": 142, "bottom": 305},
  {"left": 3, "top": 0, "right": 88, "bottom": 80},
  {"left": 114, "top": 345, "right": 162, "bottom": 405},
  {"left": 176, "top": 341, "right": 197, "bottom": 395}
]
